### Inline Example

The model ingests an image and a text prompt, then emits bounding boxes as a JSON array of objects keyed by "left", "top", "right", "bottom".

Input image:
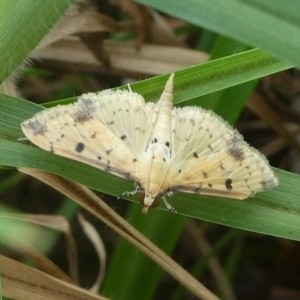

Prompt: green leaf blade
[{"left": 136, "top": 0, "right": 300, "bottom": 67}]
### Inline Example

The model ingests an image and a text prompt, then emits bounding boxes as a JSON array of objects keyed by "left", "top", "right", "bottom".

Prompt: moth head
[{"left": 138, "top": 193, "right": 161, "bottom": 214}]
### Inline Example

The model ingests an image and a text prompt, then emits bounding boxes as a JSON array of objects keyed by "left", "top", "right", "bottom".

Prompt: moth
[{"left": 21, "top": 73, "right": 278, "bottom": 213}]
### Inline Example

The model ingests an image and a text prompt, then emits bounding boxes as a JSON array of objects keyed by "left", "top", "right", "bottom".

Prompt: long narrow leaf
[
  {"left": 0, "top": 0, "right": 75, "bottom": 83},
  {"left": 137, "top": 0, "right": 300, "bottom": 67},
  {"left": 0, "top": 61, "right": 298, "bottom": 241}
]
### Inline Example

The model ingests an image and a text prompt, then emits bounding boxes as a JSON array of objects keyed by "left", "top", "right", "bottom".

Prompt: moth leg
[
  {"left": 122, "top": 189, "right": 138, "bottom": 197},
  {"left": 166, "top": 190, "right": 175, "bottom": 197},
  {"left": 162, "top": 196, "right": 177, "bottom": 214},
  {"left": 121, "top": 182, "right": 141, "bottom": 198}
]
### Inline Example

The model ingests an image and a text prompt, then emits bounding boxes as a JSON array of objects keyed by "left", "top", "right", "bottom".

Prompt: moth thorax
[{"left": 138, "top": 193, "right": 161, "bottom": 214}]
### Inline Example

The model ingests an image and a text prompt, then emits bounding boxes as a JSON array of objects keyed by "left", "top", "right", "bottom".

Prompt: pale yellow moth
[{"left": 21, "top": 73, "right": 278, "bottom": 213}]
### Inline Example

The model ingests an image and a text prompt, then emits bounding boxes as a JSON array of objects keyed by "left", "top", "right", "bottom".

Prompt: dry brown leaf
[
  {"left": 34, "top": 38, "right": 209, "bottom": 76},
  {"left": 149, "top": 10, "right": 186, "bottom": 46},
  {"left": 1, "top": 213, "right": 79, "bottom": 284},
  {"left": 260, "top": 136, "right": 289, "bottom": 157},
  {"left": 110, "top": 0, "right": 152, "bottom": 47},
  {"left": 77, "top": 213, "right": 106, "bottom": 293},
  {"left": 77, "top": 32, "right": 111, "bottom": 67},
  {"left": 1, "top": 255, "right": 108, "bottom": 300},
  {"left": 247, "top": 92, "right": 300, "bottom": 156},
  {"left": 37, "top": 9, "right": 122, "bottom": 51}
]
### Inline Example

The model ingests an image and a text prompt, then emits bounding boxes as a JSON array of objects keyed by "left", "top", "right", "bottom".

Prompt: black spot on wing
[
  {"left": 50, "top": 143, "right": 54, "bottom": 153},
  {"left": 73, "top": 110, "right": 92, "bottom": 123},
  {"left": 261, "top": 179, "right": 276, "bottom": 190},
  {"left": 23, "top": 119, "right": 47, "bottom": 136},
  {"left": 194, "top": 187, "right": 201, "bottom": 193},
  {"left": 189, "top": 119, "right": 196, "bottom": 126},
  {"left": 79, "top": 96, "right": 95, "bottom": 109},
  {"left": 75, "top": 142, "right": 85, "bottom": 153},
  {"left": 193, "top": 152, "right": 199, "bottom": 159},
  {"left": 225, "top": 179, "right": 232, "bottom": 190},
  {"left": 228, "top": 147, "right": 245, "bottom": 161},
  {"left": 227, "top": 136, "right": 245, "bottom": 161},
  {"left": 120, "top": 135, "right": 127, "bottom": 140}
]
